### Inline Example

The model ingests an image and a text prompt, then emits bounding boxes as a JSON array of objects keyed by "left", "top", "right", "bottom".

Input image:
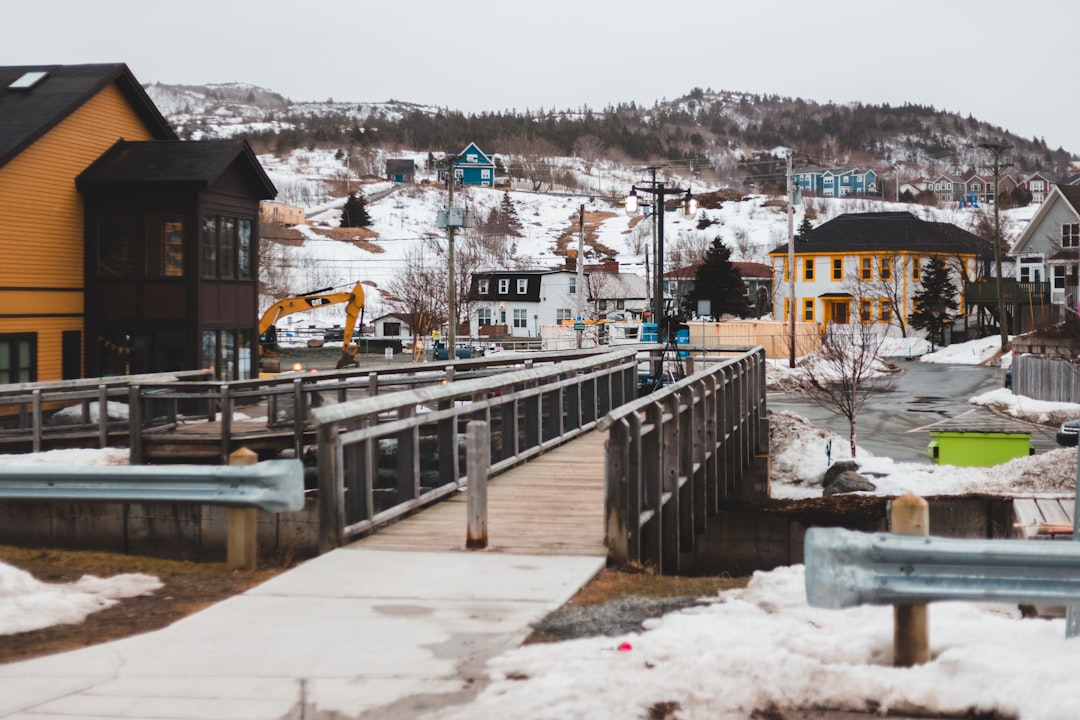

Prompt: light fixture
[
  {"left": 624, "top": 189, "right": 639, "bottom": 215},
  {"left": 681, "top": 189, "right": 698, "bottom": 219},
  {"left": 292, "top": 362, "right": 303, "bottom": 372}
]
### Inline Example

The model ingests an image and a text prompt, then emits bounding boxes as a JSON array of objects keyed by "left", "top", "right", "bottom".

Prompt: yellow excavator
[{"left": 258, "top": 281, "right": 366, "bottom": 372}]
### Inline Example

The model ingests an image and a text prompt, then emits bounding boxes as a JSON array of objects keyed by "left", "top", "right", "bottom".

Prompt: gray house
[{"left": 1008, "top": 183, "right": 1080, "bottom": 313}]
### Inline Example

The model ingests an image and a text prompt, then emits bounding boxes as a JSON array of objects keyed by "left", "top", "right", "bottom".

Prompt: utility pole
[
  {"left": 447, "top": 164, "right": 457, "bottom": 354},
  {"left": 787, "top": 150, "right": 796, "bottom": 368},
  {"left": 979, "top": 141, "right": 1012, "bottom": 352},
  {"left": 576, "top": 204, "right": 585, "bottom": 349}
]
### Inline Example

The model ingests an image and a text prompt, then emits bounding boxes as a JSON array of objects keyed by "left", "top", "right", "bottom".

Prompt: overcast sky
[{"left": 6, "top": 1, "right": 1078, "bottom": 156}]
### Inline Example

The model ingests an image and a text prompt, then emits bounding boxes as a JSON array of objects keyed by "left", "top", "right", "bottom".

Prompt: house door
[{"left": 828, "top": 301, "right": 850, "bottom": 324}]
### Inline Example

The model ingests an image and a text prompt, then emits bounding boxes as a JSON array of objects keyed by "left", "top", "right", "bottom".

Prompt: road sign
[{"left": 574, "top": 322, "right": 585, "bottom": 332}]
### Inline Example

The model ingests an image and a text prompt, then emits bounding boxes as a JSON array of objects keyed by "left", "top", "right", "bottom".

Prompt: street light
[{"left": 625, "top": 177, "right": 697, "bottom": 342}]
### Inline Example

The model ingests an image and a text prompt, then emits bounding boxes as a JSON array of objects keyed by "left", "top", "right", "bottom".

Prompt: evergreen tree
[
  {"left": 796, "top": 214, "right": 814, "bottom": 239},
  {"left": 341, "top": 192, "right": 371, "bottom": 228},
  {"left": 500, "top": 192, "right": 524, "bottom": 236},
  {"left": 682, "top": 238, "right": 751, "bottom": 319},
  {"left": 909, "top": 256, "right": 957, "bottom": 337}
]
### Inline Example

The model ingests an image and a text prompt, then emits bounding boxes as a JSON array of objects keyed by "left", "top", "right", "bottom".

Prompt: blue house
[
  {"left": 438, "top": 141, "right": 496, "bottom": 187},
  {"left": 793, "top": 167, "right": 878, "bottom": 198}
]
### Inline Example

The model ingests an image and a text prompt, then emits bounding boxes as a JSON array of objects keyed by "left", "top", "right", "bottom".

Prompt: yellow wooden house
[{"left": 0, "top": 64, "right": 275, "bottom": 384}]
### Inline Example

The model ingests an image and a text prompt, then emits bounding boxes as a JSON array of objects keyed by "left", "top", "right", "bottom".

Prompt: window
[
  {"left": 1063, "top": 223, "right": 1080, "bottom": 248},
  {"left": 478, "top": 279, "right": 489, "bottom": 294},
  {"left": 201, "top": 215, "right": 218, "bottom": 278},
  {"left": 99, "top": 215, "right": 138, "bottom": 277},
  {"left": 556, "top": 308, "right": 572, "bottom": 322},
  {"left": 880, "top": 300, "right": 892, "bottom": 324},
  {"left": 569, "top": 276, "right": 576, "bottom": 294},
  {"left": 513, "top": 308, "right": 527, "bottom": 328},
  {"left": 517, "top": 278, "right": 528, "bottom": 293},
  {"left": 238, "top": 219, "right": 252, "bottom": 279},
  {"left": 481, "top": 169, "right": 491, "bottom": 179},
  {"left": 832, "top": 257, "right": 843, "bottom": 280},
  {"left": 466, "top": 153, "right": 478, "bottom": 163},
  {"left": 478, "top": 308, "right": 492, "bottom": 326},
  {"left": 861, "top": 258, "right": 872, "bottom": 280},
  {"left": 803, "top": 299, "right": 814, "bottom": 321},
  {"left": 912, "top": 257, "right": 921, "bottom": 281},
  {"left": 803, "top": 258, "right": 814, "bottom": 281},
  {"left": 880, "top": 257, "right": 891, "bottom": 280},
  {"left": 859, "top": 298, "right": 872, "bottom": 323},
  {"left": 0, "top": 334, "right": 35, "bottom": 384},
  {"left": 498, "top": 278, "right": 509, "bottom": 294},
  {"left": 219, "top": 217, "right": 236, "bottom": 278},
  {"left": 1054, "top": 266, "right": 1066, "bottom": 290},
  {"left": 145, "top": 215, "right": 184, "bottom": 277}
]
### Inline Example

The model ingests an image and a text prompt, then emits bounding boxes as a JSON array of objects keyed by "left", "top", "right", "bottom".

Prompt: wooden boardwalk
[{"left": 353, "top": 431, "right": 608, "bottom": 556}]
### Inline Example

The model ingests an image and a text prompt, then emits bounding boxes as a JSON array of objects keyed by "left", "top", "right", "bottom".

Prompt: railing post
[
  {"left": 128, "top": 385, "right": 143, "bottom": 465},
  {"left": 466, "top": 420, "right": 490, "bottom": 549},
  {"left": 31, "top": 389, "right": 42, "bottom": 453},
  {"left": 227, "top": 448, "right": 259, "bottom": 571},
  {"left": 367, "top": 371, "right": 379, "bottom": 397},
  {"left": 98, "top": 384, "right": 108, "bottom": 449},
  {"left": 219, "top": 383, "right": 232, "bottom": 465},
  {"left": 292, "top": 378, "right": 304, "bottom": 458},
  {"left": 317, "top": 421, "right": 344, "bottom": 553},
  {"left": 605, "top": 419, "right": 631, "bottom": 564},
  {"left": 891, "top": 493, "right": 930, "bottom": 666}
]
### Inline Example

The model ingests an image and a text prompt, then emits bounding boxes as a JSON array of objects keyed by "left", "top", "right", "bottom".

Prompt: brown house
[{"left": 0, "top": 63, "right": 275, "bottom": 383}]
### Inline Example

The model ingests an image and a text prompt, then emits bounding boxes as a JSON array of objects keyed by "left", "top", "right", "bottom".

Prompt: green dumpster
[{"left": 927, "top": 427, "right": 1033, "bottom": 467}]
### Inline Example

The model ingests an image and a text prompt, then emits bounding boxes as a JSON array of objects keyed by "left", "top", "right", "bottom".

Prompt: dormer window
[
  {"left": 498, "top": 278, "right": 509, "bottom": 294},
  {"left": 478, "top": 278, "right": 489, "bottom": 294}
]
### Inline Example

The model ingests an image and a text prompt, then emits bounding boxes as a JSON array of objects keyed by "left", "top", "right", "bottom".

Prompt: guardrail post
[
  {"left": 292, "top": 378, "right": 304, "bottom": 458},
  {"left": 466, "top": 420, "right": 489, "bottom": 549},
  {"left": 891, "top": 493, "right": 930, "bottom": 666},
  {"left": 129, "top": 385, "right": 143, "bottom": 465},
  {"left": 220, "top": 383, "right": 232, "bottom": 465},
  {"left": 227, "top": 448, "right": 260, "bottom": 571}
]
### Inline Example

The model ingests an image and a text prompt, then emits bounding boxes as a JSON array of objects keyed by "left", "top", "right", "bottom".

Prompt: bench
[{"left": 0, "top": 457, "right": 304, "bottom": 570}]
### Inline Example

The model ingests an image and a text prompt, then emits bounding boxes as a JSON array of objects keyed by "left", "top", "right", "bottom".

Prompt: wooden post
[
  {"left": 227, "top": 447, "right": 259, "bottom": 571},
  {"left": 891, "top": 492, "right": 930, "bottom": 666},
  {"left": 465, "top": 421, "right": 489, "bottom": 549}
]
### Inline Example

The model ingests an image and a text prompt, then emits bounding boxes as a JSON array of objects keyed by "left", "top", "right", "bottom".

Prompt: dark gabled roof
[
  {"left": 0, "top": 63, "right": 175, "bottom": 169},
  {"left": 76, "top": 139, "right": 276, "bottom": 198},
  {"left": 1058, "top": 184, "right": 1080, "bottom": 214},
  {"left": 770, "top": 212, "right": 992, "bottom": 258}
]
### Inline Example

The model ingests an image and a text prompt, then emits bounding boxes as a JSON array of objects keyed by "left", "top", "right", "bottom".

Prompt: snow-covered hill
[{"left": 257, "top": 146, "right": 1037, "bottom": 324}]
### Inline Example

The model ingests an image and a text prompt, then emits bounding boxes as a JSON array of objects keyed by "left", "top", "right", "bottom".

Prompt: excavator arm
[{"left": 258, "top": 282, "right": 366, "bottom": 367}]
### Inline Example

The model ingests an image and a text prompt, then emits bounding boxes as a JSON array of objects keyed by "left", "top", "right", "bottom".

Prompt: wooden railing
[
  {"left": 309, "top": 349, "right": 640, "bottom": 552},
  {"left": 125, "top": 349, "right": 618, "bottom": 464},
  {"left": 0, "top": 370, "right": 212, "bottom": 453},
  {"left": 964, "top": 280, "right": 1051, "bottom": 305},
  {"left": 599, "top": 346, "right": 768, "bottom": 573}
]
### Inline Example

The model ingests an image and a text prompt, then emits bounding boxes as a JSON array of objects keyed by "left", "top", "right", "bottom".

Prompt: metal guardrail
[
  {"left": 0, "top": 459, "right": 305, "bottom": 513},
  {"left": 599, "top": 346, "right": 768, "bottom": 573},
  {"left": 805, "top": 526, "right": 1080, "bottom": 609},
  {"left": 310, "top": 348, "right": 640, "bottom": 552}
]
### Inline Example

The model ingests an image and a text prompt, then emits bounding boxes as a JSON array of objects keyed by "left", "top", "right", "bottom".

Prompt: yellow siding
[{"left": 0, "top": 82, "right": 160, "bottom": 381}]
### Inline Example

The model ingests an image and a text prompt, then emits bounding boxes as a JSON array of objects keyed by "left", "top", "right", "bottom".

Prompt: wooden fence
[{"left": 1012, "top": 353, "right": 1080, "bottom": 404}]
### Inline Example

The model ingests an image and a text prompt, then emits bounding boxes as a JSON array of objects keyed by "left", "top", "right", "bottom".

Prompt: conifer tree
[
  {"left": 909, "top": 256, "right": 957, "bottom": 337},
  {"left": 341, "top": 191, "right": 372, "bottom": 228},
  {"left": 682, "top": 238, "right": 751, "bottom": 318},
  {"left": 796, "top": 214, "right": 814, "bottom": 239},
  {"left": 500, "top": 192, "right": 524, "bottom": 236}
]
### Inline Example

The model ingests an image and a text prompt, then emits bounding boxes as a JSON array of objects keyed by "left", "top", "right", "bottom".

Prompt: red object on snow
[{"left": 617, "top": 642, "right": 633, "bottom": 652}]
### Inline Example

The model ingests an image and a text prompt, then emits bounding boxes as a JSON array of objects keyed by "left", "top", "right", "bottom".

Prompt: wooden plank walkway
[{"left": 354, "top": 430, "right": 609, "bottom": 556}]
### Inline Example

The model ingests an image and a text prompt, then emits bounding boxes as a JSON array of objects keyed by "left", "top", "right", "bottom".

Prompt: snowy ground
[{"left": 3, "top": 336, "right": 1079, "bottom": 719}]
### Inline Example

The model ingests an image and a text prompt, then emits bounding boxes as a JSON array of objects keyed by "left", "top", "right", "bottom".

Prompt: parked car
[
  {"left": 1056, "top": 419, "right": 1080, "bottom": 447},
  {"left": 323, "top": 327, "right": 345, "bottom": 342}
]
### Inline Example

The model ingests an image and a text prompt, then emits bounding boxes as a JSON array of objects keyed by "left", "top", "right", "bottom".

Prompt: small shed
[
  {"left": 927, "top": 425, "right": 1033, "bottom": 467},
  {"left": 385, "top": 159, "right": 415, "bottom": 183}
]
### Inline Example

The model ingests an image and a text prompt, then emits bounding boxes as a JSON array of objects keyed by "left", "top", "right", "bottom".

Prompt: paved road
[{"left": 769, "top": 359, "right": 1060, "bottom": 463}]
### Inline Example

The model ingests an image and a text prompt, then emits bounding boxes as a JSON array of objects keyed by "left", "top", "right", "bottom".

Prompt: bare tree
[
  {"left": 383, "top": 245, "right": 447, "bottom": 341},
  {"left": 843, "top": 255, "right": 911, "bottom": 337},
  {"left": 572, "top": 134, "right": 606, "bottom": 175},
  {"left": 801, "top": 321, "right": 896, "bottom": 458}
]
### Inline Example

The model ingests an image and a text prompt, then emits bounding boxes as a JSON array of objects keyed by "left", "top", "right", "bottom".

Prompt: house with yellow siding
[
  {"left": 769, "top": 212, "right": 992, "bottom": 334},
  {"left": 0, "top": 64, "right": 275, "bottom": 383}
]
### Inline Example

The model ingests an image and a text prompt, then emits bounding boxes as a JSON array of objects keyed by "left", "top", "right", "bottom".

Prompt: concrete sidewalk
[{"left": 0, "top": 546, "right": 605, "bottom": 719}]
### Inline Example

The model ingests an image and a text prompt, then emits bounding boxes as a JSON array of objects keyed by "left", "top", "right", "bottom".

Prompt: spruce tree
[
  {"left": 500, "top": 192, "right": 524, "bottom": 236},
  {"left": 682, "top": 238, "right": 751, "bottom": 319},
  {"left": 909, "top": 256, "right": 958, "bottom": 335},
  {"left": 341, "top": 191, "right": 372, "bottom": 228},
  {"left": 796, "top": 214, "right": 814, "bottom": 239}
]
